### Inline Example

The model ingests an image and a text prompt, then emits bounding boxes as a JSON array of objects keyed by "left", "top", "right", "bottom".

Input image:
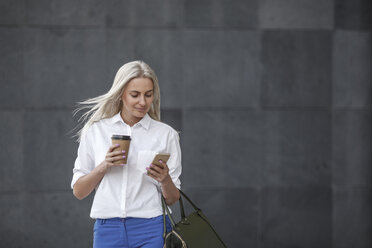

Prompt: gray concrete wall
[{"left": 0, "top": 0, "right": 371, "bottom": 247}]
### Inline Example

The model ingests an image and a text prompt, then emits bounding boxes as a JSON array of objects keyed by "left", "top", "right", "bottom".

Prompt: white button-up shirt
[{"left": 71, "top": 113, "right": 182, "bottom": 219}]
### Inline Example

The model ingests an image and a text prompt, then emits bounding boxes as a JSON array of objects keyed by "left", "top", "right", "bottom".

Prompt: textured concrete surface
[
  {"left": 332, "top": 110, "right": 372, "bottom": 187},
  {"left": 25, "top": 0, "right": 105, "bottom": 26},
  {"left": 107, "top": 0, "right": 181, "bottom": 27},
  {"left": 0, "top": 0, "right": 371, "bottom": 247},
  {"left": 333, "top": 31, "right": 372, "bottom": 107},
  {"left": 261, "top": 187, "right": 332, "bottom": 248},
  {"left": 259, "top": 0, "right": 334, "bottom": 29},
  {"left": 23, "top": 110, "right": 78, "bottom": 191},
  {"left": 0, "top": 112, "right": 23, "bottom": 192},
  {"left": 183, "top": 0, "right": 258, "bottom": 28},
  {"left": 335, "top": 0, "right": 372, "bottom": 30},
  {"left": 182, "top": 30, "right": 261, "bottom": 108},
  {"left": 261, "top": 31, "right": 332, "bottom": 107},
  {"left": 0, "top": 28, "right": 24, "bottom": 109},
  {"left": 333, "top": 187, "right": 372, "bottom": 248},
  {"left": 23, "top": 28, "right": 107, "bottom": 108}
]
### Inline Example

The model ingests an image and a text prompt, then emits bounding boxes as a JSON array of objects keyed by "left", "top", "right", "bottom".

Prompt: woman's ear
[{"left": 118, "top": 98, "right": 123, "bottom": 109}]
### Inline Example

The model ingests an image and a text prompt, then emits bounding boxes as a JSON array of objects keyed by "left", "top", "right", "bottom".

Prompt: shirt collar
[
  {"left": 110, "top": 112, "right": 151, "bottom": 130},
  {"left": 138, "top": 113, "right": 151, "bottom": 130},
  {"left": 110, "top": 112, "right": 124, "bottom": 125}
]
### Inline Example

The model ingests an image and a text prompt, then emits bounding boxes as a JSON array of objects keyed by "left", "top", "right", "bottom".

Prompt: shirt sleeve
[
  {"left": 71, "top": 129, "right": 95, "bottom": 189},
  {"left": 166, "top": 129, "right": 182, "bottom": 189}
]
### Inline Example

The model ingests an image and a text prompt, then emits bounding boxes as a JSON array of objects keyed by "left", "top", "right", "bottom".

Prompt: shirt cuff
[
  {"left": 173, "top": 178, "right": 181, "bottom": 190},
  {"left": 71, "top": 171, "right": 86, "bottom": 189}
]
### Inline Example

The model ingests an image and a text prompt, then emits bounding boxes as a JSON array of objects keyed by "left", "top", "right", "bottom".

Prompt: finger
[
  {"left": 146, "top": 171, "right": 159, "bottom": 181},
  {"left": 108, "top": 143, "right": 120, "bottom": 152},
  {"left": 158, "top": 160, "right": 169, "bottom": 169},
  {"left": 153, "top": 163, "right": 169, "bottom": 175},
  {"left": 153, "top": 160, "right": 168, "bottom": 170},
  {"left": 107, "top": 155, "right": 126, "bottom": 162},
  {"left": 151, "top": 163, "right": 164, "bottom": 170},
  {"left": 107, "top": 150, "right": 126, "bottom": 158},
  {"left": 147, "top": 166, "right": 161, "bottom": 177},
  {"left": 149, "top": 164, "right": 164, "bottom": 174}
]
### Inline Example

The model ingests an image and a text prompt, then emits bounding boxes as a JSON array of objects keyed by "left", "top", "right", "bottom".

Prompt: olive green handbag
[{"left": 162, "top": 190, "right": 227, "bottom": 248}]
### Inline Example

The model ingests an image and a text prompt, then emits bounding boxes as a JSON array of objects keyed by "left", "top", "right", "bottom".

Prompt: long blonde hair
[{"left": 73, "top": 60, "right": 160, "bottom": 141}]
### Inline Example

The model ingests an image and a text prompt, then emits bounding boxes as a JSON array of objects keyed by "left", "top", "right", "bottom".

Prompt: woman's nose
[{"left": 139, "top": 96, "right": 146, "bottom": 105}]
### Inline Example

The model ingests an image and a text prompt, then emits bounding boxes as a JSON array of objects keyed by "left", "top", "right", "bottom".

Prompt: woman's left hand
[{"left": 146, "top": 160, "right": 171, "bottom": 184}]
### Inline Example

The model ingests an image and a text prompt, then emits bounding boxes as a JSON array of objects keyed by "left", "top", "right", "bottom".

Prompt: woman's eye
[
  {"left": 145, "top": 94, "right": 153, "bottom": 98},
  {"left": 130, "top": 94, "right": 138, "bottom": 98}
]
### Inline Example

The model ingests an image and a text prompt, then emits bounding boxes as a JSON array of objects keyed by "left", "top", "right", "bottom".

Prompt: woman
[{"left": 71, "top": 61, "right": 181, "bottom": 248}]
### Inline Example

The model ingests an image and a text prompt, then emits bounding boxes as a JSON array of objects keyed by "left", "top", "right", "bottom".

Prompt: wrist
[
  {"left": 97, "top": 162, "right": 108, "bottom": 174},
  {"left": 161, "top": 175, "right": 172, "bottom": 186}
]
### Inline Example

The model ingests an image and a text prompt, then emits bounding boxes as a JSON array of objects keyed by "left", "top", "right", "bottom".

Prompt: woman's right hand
[
  {"left": 73, "top": 144, "right": 127, "bottom": 200},
  {"left": 100, "top": 144, "right": 127, "bottom": 173}
]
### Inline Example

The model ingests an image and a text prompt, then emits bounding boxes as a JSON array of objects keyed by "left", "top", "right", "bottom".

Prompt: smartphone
[{"left": 151, "top": 153, "right": 170, "bottom": 169}]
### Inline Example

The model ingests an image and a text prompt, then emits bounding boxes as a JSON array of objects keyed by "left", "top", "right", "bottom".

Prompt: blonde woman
[{"left": 71, "top": 61, "right": 181, "bottom": 248}]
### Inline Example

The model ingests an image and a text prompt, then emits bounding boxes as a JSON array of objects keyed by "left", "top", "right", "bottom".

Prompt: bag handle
[
  {"left": 179, "top": 190, "right": 200, "bottom": 213},
  {"left": 162, "top": 190, "right": 202, "bottom": 238},
  {"left": 162, "top": 190, "right": 228, "bottom": 248}
]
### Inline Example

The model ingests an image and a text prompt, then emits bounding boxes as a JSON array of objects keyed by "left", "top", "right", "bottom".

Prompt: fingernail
[
  {"left": 122, "top": 150, "right": 126, "bottom": 153},
  {"left": 159, "top": 160, "right": 163, "bottom": 163},
  {"left": 122, "top": 155, "right": 126, "bottom": 158},
  {"left": 146, "top": 167, "right": 149, "bottom": 170},
  {"left": 116, "top": 144, "right": 120, "bottom": 147},
  {"left": 121, "top": 164, "right": 126, "bottom": 166}
]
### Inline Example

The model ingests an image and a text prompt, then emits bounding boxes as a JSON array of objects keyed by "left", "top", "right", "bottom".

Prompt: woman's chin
[{"left": 134, "top": 111, "right": 147, "bottom": 118}]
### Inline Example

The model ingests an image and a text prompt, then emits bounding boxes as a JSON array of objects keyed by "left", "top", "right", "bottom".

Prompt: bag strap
[
  {"left": 179, "top": 195, "right": 186, "bottom": 219},
  {"left": 162, "top": 195, "right": 174, "bottom": 241},
  {"left": 179, "top": 190, "right": 200, "bottom": 212},
  {"left": 162, "top": 190, "right": 228, "bottom": 248},
  {"left": 162, "top": 198, "right": 166, "bottom": 239},
  {"left": 162, "top": 190, "right": 202, "bottom": 239},
  {"left": 162, "top": 195, "right": 176, "bottom": 226}
]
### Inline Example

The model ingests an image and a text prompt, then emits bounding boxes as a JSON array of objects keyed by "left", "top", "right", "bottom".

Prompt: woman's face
[{"left": 121, "top": 77, "right": 154, "bottom": 123}]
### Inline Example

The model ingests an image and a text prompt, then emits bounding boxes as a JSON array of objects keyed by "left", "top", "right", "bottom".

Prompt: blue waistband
[{"left": 96, "top": 215, "right": 168, "bottom": 224}]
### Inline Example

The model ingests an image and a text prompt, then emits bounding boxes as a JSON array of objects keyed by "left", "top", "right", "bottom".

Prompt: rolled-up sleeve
[
  {"left": 71, "top": 130, "right": 94, "bottom": 189},
  {"left": 166, "top": 130, "right": 182, "bottom": 189}
]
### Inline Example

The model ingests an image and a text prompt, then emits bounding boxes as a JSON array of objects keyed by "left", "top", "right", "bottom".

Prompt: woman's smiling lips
[{"left": 135, "top": 107, "right": 146, "bottom": 112}]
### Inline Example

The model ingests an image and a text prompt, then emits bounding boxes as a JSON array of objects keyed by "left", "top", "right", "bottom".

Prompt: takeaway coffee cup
[{"left": 111, "top": 135, "right": 131, "bottom": 165}]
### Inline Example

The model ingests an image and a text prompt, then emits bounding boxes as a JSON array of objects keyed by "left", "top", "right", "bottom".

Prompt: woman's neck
[{"left": 120, "top": 112, "right": 141, "bottom": 127}]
